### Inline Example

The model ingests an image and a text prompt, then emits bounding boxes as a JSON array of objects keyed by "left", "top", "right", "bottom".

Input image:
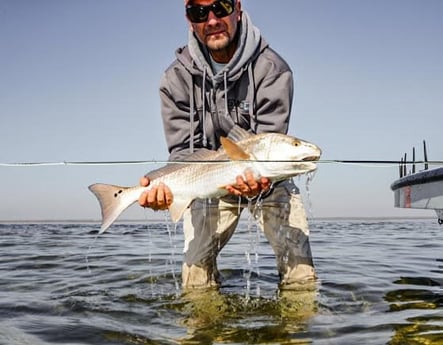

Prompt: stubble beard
[{"left": 206, "top": 33, "right": 231, "bottom": 52}]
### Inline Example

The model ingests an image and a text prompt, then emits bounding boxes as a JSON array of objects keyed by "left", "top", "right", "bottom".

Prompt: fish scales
[{"left": 151, "top": 160, "right": 255, "bottom": 198}]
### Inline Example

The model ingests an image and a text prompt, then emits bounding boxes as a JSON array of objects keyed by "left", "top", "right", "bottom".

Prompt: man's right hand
[{"left": 138, "top": 176, "right": 173, "bottom": 210}]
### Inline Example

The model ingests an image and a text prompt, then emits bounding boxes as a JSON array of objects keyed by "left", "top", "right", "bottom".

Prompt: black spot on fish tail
[{"left": 114, "top": 190, "right": 123, "bottom": 198}]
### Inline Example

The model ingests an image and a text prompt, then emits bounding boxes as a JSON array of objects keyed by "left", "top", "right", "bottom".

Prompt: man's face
[{"left": 186, "top": 0, "right": 241, "bottom": 53}]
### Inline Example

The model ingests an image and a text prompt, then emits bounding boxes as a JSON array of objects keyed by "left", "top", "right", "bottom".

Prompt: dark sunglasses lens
[
  {"left": 186, "top": 6, "right": 209, "bottom": 23},
  {"left": 187, "top": 0, "right": 234, "bottom": 23},
  {"left": 213, "top": 0, "right": 234, "bottom": 17}
]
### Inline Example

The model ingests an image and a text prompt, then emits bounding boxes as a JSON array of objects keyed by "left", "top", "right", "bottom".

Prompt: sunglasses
[{"left": 186, "top": 0, "right": 235, "bottom": 23}]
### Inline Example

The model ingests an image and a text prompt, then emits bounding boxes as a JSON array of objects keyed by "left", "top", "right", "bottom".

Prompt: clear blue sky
[{"left": 1, "top": 0, "right": 442, "bottom": 221}]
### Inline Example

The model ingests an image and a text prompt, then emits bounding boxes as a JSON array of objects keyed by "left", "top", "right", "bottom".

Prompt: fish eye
[{"left": 293, "top": 140, "right": 300, "bottom": 147}]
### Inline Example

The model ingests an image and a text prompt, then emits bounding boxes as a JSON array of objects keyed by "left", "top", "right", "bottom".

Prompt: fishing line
[{"left": 1, "top": 160, "right": 442, "bottom": 167}]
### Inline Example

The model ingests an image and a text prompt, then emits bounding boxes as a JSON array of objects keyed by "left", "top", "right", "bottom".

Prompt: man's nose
[{"left": 206, "top": 10, "right": 221, "bottom": 25}]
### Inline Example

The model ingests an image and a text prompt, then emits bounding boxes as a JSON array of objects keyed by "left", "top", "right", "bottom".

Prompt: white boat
[{"left": 390, "top": 141, "right": 443, "bottom": 225}]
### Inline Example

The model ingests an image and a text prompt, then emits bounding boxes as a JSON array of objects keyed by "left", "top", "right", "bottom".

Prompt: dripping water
[
  {"left": 243, "top": 190, "right": 268, "bottom": 300},
  {"left": 144, "top": 209, "right": 156, "bottom": 297},
  {"left": 304, "top": 171, "right": 317, "bottom": 219},
  {"left": 84, "top": 233, "right": 99, "bottom": 274},
  {"left": 165, "top": 212, "right": 180, "bottom": 294}
]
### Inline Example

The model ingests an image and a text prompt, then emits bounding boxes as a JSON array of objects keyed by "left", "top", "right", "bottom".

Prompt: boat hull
[{"left": 391, "top": 167, "right": 443, "bottom": 223}]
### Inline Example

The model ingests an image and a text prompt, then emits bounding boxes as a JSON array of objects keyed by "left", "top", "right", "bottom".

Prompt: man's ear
[
  {"left": 187, "top": 19, "right": 195, "bottom": 32},
  {"left": 236, "top": 1, "right": 242, "bottom": 21}
]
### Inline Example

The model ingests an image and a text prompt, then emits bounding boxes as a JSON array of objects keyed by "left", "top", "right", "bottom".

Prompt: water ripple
[{"left": 0, "top": 220, "right": 441, "bottom": 344}]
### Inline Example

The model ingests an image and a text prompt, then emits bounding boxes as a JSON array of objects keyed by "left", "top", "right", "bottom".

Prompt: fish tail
[{"left": 88, "top": 183, "right": 135, "bottom": 234}]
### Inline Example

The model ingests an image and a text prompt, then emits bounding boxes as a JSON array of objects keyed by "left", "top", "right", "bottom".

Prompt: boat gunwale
[{"left": 391, "top": 167, "right": 443, "bottom": 190}]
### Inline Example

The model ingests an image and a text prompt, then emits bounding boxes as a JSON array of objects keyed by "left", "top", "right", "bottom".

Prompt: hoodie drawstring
[
  {"left": 190, "top": 65, "right": 255, "bottom": 151},
  {"left": 223, "top": 71, "right": 229, "bottom": 119},
  {"left": 202, "top": 68, "right": 208, "bottom": 148},
  {"left": 247, "top": 64, "right": 256, "bottom": 132},
  {"left": 189, "top": 75, "right": 195, "bottom": 154}
]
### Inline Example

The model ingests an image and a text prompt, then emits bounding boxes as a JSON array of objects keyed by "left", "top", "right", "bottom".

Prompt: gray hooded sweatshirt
[{"left": 159, "top": 11, "right": 294, "bottom": 161}]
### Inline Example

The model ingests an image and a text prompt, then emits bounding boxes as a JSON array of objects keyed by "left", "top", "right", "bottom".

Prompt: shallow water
[{"left": 0, "top": 219, "right": 441, "bottom": 345}]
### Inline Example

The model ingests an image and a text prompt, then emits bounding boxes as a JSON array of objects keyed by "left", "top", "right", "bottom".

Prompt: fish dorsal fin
[
  {"left": 220, "top": 136, "right": 251, "bottom": 160},
  {"left": 227, "top": 125, "right": 253, "bottom": 142}
]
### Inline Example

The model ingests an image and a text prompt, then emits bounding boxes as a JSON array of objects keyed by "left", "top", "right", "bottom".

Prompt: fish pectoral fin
[
  {"left": 220, "top": 136, "right": 250, "bottom": 160},
  {"left": 168, "top": 197, "right": 193, "bottom": 223}
]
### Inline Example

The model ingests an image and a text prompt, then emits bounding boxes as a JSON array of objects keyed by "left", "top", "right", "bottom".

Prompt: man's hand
[
  {"left": 138, "top": 176, "right": 173, "bottom": 210},
  {"left": 225, "top": 170, "right": 271, "bottom": 198}
]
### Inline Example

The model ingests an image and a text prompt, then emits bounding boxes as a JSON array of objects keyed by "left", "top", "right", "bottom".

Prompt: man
[{"left": 139, "top": 0, "right": 315, "bottom": 289}]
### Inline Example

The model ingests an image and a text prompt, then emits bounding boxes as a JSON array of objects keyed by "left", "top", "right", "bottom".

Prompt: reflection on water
[
  {"left": 385, "top": 275, "right": 442, "bottom": 345},
  {"left": 0, "top": 220, "right": 441, "bottom": 344},
  {"left": 175, "top": 283, "right": 317, "bottom": 344}
]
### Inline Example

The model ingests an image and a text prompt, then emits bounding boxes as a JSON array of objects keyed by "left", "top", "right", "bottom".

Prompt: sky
[{"left": 1, "top": 0, "right": 442, "bottom": 222}]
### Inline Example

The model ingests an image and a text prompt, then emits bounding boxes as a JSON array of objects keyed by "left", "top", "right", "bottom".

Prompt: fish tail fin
[{"left": 88, "top": 183, "right": 135, "bottom": 234}]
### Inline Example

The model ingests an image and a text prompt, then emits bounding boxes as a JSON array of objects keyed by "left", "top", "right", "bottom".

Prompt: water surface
[{"left": 0, "top": 219, "right": 441, "bottom": 344}]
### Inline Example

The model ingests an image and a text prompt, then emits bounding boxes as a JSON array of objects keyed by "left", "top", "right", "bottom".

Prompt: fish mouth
[{"left": 302, "top": 155, "right": 320, "bottom": 162}]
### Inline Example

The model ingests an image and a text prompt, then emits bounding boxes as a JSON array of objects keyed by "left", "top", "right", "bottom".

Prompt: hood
[{"left": 176, "top": 11, "right": 266, "bottom": 82}]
